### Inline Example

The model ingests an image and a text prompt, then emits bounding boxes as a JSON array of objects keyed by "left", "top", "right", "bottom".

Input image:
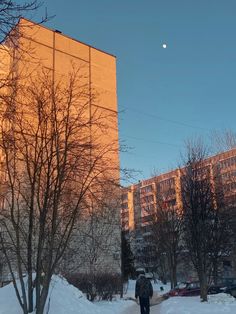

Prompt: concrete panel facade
[{"left": 0, "top": 18, "right": 120, "bottom": 275}]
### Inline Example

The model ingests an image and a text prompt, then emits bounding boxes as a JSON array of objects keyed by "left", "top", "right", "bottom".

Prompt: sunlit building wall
[{"left": 0, "top": 19, "right": 120, "bottom": 275}]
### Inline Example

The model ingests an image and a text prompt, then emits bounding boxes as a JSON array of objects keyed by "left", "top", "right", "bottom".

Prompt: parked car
[
  {"left": 222, "top": 285, "right": 236, "bottom": 297},
  {"left": 218, "top": 278, "right": 236, "bottom": 298},
  {"left": 164, "top": 281, "right": 222, "bottom": 298},
  {"left": 165, "top": 282, "right": 188, "bottom": 297}
]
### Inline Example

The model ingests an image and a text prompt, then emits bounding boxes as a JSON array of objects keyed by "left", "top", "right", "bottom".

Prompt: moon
[{"left": 162, "top": 43, "right": 167, "bottom": 49}]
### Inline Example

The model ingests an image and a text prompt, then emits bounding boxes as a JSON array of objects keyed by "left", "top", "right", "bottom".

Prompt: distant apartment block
[{"left": 121, "top": 148, "right": 236, "bottom": 278}]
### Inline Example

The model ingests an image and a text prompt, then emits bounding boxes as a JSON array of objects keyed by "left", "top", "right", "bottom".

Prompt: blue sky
[{"left": 29, "top": 0, "right": 236, "bottom": 182}]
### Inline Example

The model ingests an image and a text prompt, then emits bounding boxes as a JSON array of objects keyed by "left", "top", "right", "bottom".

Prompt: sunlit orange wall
[{"left": 17, "top": 18, "right": 119, "bottom": 177}]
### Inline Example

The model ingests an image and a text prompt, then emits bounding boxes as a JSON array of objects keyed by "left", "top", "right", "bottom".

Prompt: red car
[
  {"left": 165, "top": 282, "right": 194, "bottom": 297},
  {"left": 165, "top": 281, "right": 221, "bottom": 298}
]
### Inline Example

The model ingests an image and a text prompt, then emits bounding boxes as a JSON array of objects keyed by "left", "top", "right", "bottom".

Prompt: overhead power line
[
  {"left": 120, "top": 134, "right": 180, "bottom": 147},
  {"left": 119, "top": 105, "right": 211, "bottom": 132}
]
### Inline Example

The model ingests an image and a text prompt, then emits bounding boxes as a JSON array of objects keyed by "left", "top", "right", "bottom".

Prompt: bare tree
[
  {"left": 0, "top": 68, "right": 119, "bottom": 313},
  {"left": 209, "top": 130, "right": 236, "bottom": 283},
  {"left": 0, "top": 2, "right": 50, "bottom": 96},
  {"left": 0, "top": 1, "right": 48, "bottom": 44},
  {"left": 72, "top": 184, "right": 121, "bottom": 274},
  {"left": 150, "top": 183, "right": 182, "bottom": 288},
  {"left": 181, "top": 140, "right": 213, "bottom": 301},
  {"left": 60, "top": 183, "right": 121, "bottom": 301},
  {"left": 211, "top": 129, "right": 236, "bottom": 153},
  {"left": 180, "top": 139, "right": 232, "bottom": 301},
  {"left": 121, "top": 231, "right": 135, "bottom": 281},
  {"left": 208, "top": 199, "right": 233, "bottom": 285}
]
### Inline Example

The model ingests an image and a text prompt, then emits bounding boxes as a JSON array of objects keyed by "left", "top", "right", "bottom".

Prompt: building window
[{"left": 140, "top": 185, "right": 153, "bottom": 194}]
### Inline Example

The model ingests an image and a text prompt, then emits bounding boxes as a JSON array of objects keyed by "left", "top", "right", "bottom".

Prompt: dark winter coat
[{"left": 135, "top": 275, "right": 153, "bottom": 299}]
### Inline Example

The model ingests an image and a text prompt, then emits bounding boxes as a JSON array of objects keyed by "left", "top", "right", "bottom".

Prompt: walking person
[{"left": 135, "top": 271, "right": 153, "bottom": 314}]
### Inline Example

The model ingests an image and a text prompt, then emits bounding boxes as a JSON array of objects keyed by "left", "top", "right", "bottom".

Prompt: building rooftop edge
[
  {"left": 19, "top": 18, "right": 117, "bottom": 59},
  {"left": 122, "top": 147, "right": 236, "bottom": 190}
]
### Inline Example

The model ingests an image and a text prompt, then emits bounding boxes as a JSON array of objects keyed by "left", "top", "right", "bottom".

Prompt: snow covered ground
[
  {"left": 159, "top": 293, "right": 236, "bottom": 314},
  {"left": 1, "top": 276, "right": 236, "bottom": 314},
  {"left": 0, "top": 275, "right": 168, "bottom": 314},
  {"left": 0, "top": 275, "right": 133, "bottom": 314}
]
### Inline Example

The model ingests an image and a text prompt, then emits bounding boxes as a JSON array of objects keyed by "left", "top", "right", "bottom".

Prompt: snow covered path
[{"left": 122, "top": 302, "right": 161, "bottom": 314}]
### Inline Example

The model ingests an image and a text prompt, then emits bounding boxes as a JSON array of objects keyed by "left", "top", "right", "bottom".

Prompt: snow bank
[
  {"left": 47, "top": 276, "right": 105, "bottom": 314},
  {"left": 160, "top": 294, "right": 236, "bottom": 314},
  {"left": 0, "top": 275, "right": 133, "bottom": 314},
  {"left": 208, "top": 293, "right": 236, "bottom": 304}
]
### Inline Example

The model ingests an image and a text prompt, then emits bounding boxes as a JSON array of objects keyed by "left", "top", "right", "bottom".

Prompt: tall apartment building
[
  {"left": 1, "top": 18, "right": 118, "bottom": 162},
  {"left": 121, "top": 148, "right": 236, "bottom": 278},
  {"left": 0, "top": 19, "right": 120, "bottom": 276}
]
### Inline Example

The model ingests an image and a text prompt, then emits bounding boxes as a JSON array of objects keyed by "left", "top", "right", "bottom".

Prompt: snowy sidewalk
[{"left": 122, "top": 302, "right": 161, "bottom": 314}]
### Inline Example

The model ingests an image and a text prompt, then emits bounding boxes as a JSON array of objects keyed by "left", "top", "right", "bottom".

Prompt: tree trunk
[
  {"left": 36, "top": 284, "right": 50, "bottom": 314},
  {"left": 168, "top": 254, "right": 177, "bottom": 288},
  {"left": 199, "top": 272, "right": 208, "bottom": 302},
  {"left": 172, "top": 263, "right": 177, "bottom": 288},
  {"left": 27, "top": 271, "right": 33, "bottom": 313},
  {"left": 120, "top": 275, "right": 124, "bottom": 299},
  {"left": 212, "top": 258, "right": 219, "bottom": 286}
]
